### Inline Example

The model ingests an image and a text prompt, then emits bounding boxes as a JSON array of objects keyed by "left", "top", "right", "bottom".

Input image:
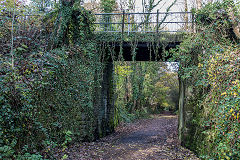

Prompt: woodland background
[{"left": 0, "top": 0, "right": 240, "bottom": 159}]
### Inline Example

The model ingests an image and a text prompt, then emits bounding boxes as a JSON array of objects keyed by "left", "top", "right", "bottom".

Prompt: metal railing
[
  {"left": 94, "top": 11, "right": 194, "bottom": 34},
  {"left": 0, "top": 11, "right": 194, "bottom": 55}
]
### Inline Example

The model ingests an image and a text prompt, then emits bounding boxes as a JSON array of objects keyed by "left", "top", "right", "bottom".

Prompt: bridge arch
[{"left": 94, "top": 27, "right": 193, "bottom": 143}]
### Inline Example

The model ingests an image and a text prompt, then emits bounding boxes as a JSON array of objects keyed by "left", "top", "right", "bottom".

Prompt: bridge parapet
[{"left": 94, "top": 11, "right": 194, "bottom": 34}]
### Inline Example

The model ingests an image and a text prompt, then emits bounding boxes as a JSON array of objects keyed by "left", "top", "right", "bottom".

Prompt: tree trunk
[
  {"left": 228, "top": 10, "right": 240, "bottom": 39},
  {"left": 184, "top": 0, "right": 188, "bottom": 30},
  {"left": 196, "top": 0, "right": 202, "bottom": 10},
  {"left": 61, "top": 0, "right": 75, "bottom": 6},
  {"left": 124, "top": 76, "right": 129, "bottom": 104}
]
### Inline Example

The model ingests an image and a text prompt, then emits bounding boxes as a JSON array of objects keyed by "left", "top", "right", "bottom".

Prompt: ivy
[
  {"left": 0, "top": 1, "right": 102, "bottom": 158},
  {"left": 171, "top": 1, "right": 240, "bottom": 159}
]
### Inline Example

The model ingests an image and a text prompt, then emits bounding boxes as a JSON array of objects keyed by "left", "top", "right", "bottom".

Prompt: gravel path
[{"left": 55, "top": 114, "right": 199, "bottom": 160}]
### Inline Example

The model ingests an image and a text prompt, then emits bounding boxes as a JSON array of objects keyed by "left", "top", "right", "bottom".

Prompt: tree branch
[
  {"left": 228, "top": 10, "right": 240, "bottom": 39},
  {"left": 11, "top": 0, "right": 16, "bottom": 69},
  {"left": 157, "top": 0, "right": 177, "bottom": 29}
]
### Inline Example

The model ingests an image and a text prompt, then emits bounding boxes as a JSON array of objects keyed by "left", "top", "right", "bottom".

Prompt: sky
[
  {"left": 84, "top": 0, "right": 239, "bottom": 12},
  {"left": 24, "top": 0, "right": 240, "bottom": 13},
  {"left": 85, "top": 0, "right": 192, "bottom": 12},
  {"left": 24, "top": 0, "right": 192, "bottom": 12}
]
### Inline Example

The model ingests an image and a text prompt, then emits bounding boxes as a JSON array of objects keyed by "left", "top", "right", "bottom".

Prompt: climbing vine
[
  {"left": 0, "top": 1, "right": 103, "bottom": 159},
  {"left": 0, "top": 0, "right": 199, "bottom": 159},
  {"left": 171, "top": 1, "right": 240, "bottom": 159}
]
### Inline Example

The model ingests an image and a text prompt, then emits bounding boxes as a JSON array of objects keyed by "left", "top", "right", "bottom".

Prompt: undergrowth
[{"left": 173, "top": 1, "right": 240, "bottom": 159}]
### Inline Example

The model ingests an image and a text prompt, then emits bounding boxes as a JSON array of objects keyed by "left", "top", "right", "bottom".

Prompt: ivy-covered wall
[
  {"left": 175, "top": 1, "right": 240, "bottom": 159},
  {"left": 3, "top": 0, "right": 239, "bottom": 159},
  {"left": 0, "top": 3, "right": 116, "bottom": 158},
  {"left": 37, "top": 46, "right": 103, "bottom": 142}
]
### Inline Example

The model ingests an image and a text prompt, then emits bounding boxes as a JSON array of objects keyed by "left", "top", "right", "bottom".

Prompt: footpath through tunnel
[
  {"left": 80, "top": 32, "right": 199, "bottom": 159},
  {"left": 0, "top": 6, "right": 198, "bottom": 158},
  {"left": 96, "top": 34, "right": 187, "bottom": 141},
  {"left": 3, "top": 1, "right": 239, "bottom": 158},
  {"left": 54, "top": 114, "right": 199, "bottom": 159}
]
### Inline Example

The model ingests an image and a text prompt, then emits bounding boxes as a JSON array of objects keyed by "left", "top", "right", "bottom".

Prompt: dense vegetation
[
  {"left": 0, "top": 1, "right": 104, "bottom": 159},
  {"left": 0, "top": 0, "right": 239, "bottom": 159},
  {"left": 174, "top": 1, "right": 240, "bottom": 159},
  {"left": 114, "top": 62, "right": 179, "bottom": 124},
  {"left": 0, "top": 0, "right": 179, "bottom": 159}
]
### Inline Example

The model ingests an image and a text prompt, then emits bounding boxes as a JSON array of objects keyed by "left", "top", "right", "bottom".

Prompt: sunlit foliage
[
  {"left": 114, "top": 61, "right": 179, "bottom": 124},
  {"left": 173, "top": 1, "right": 240, "bottom": 159}
]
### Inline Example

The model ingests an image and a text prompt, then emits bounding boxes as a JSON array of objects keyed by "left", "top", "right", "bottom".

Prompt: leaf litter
[{"left": 54, "top": 114, "right": 199, "bottom": 160}]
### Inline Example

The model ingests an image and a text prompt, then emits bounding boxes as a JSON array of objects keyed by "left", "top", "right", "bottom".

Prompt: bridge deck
[{"left": 94, "top": 11, "right": 194, "bottom": 34}]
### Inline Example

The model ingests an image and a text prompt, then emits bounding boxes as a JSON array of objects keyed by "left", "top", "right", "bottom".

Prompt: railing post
[
  {"left": 191, "top": 12, "right": 195, "bottom": 33},
  {"left": 128, "top": 13, "right": 130, "bottom": 35},
  {"left": 93, "top": 12, "right": 194, "bottom": 33},
  {"left": 122, "top": 10, "right": 125, "bottom": 36},
  {"left": 184, "top": 12, "right": 188, "bottom": 31},
  {"left": 156, "top": 9, "right": 159, "bottom": 33}
]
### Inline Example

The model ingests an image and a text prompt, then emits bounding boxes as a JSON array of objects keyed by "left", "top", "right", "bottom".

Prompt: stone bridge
[
  {"left": 95, "top": 11, "right": 194, "bottom": 143},
  {"left": 7, "top": 11, "right": 195, "bottom": 143}
]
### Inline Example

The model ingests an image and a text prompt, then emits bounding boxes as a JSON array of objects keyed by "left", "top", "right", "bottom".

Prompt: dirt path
[{"left": 55, "top": 114, "right": 199, "bottom": 160}]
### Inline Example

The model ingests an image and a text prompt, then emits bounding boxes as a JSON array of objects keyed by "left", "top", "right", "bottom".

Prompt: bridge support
[
  {"left": 178, "top": 76, "right": 196, "bottom": 145},
  {"left": 178, "top": 77, "right": 186, "bottom": 143},
  {"left": 96, "top": 62, "right": 115, "bottom": 138}
]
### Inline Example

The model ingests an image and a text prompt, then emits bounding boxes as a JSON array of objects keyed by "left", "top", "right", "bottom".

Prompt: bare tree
[
  {"left": 118, "top": 0, "right": 136, "bottom": 12},
  {"left": 142, "top": 0, "right": 165, "bottom": 13},
  {"left": 196, "top": 0, "right": 202, "bottom": 9},
  {"left": 227, "top": 1, "right": 240, "bottom": 39},
  {"left": 141, "top": 0, "right": 177, "bottom": 28},
  {"left": 184, "top": 0, "right": 188, "bottom": 30}
]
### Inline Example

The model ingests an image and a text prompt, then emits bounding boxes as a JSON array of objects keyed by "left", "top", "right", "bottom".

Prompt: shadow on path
[{"left": 55, "top": 114, "right": 199, "bottom": 160}]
